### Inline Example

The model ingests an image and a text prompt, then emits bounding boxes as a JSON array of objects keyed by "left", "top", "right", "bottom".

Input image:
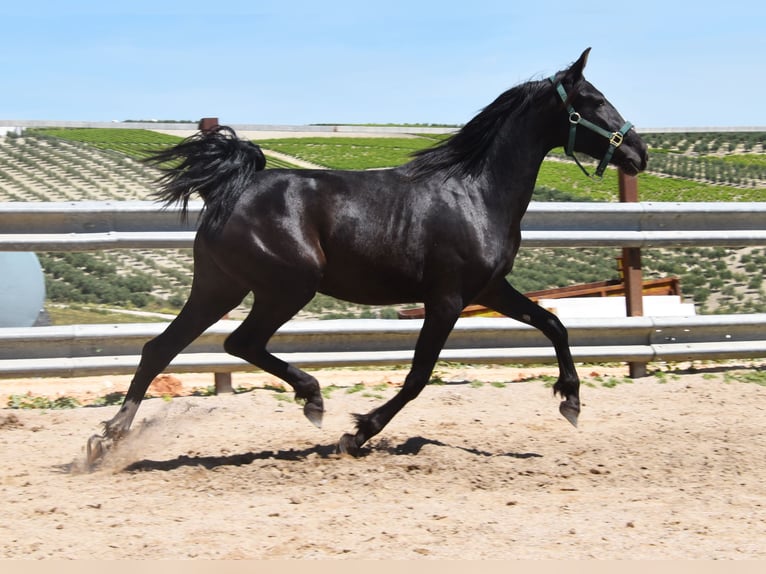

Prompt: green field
[
  {"left": 22, "top": 127, "right": 765, "bottom": 199},
  {"left": 30, "top": 127, "right": 183, "bottom": 159},
  {"left": 255, "top": 136, "right": 442, "bottom": 170},
  {"left": 1, "top": 126, "right": 764, "bottom": 323}
]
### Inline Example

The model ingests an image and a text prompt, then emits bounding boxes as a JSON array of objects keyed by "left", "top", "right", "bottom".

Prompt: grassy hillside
[{"left": 1, "top": 127, "right": 764, "bottom": 323}]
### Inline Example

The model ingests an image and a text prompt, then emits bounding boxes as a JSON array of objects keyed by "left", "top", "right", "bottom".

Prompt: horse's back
[{"left": 208, "top": 167, "right": 502, "bottom": 305}]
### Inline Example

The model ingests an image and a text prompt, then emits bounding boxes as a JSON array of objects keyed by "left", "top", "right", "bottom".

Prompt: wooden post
[
  {"left": 198, "top": 117, "right": 219, "bottom": 132},
  {"left": 618, "top": 169, "right": 647, "bottom": 378}
]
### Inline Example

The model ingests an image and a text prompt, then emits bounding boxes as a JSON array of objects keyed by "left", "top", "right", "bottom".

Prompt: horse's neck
[{"left": 483, "top": 111, "right": 556, "bottom": 216}]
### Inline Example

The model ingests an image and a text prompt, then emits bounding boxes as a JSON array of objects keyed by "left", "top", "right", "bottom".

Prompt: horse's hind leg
[
  {"left": 223, "top": 296, "right": 324, "bottom": 427},
  {"left": 475, "top": 278, "right": 581, "bottom": 426},
  {"left": 86, "top": 258, "right": 249, "bottom": 466}
]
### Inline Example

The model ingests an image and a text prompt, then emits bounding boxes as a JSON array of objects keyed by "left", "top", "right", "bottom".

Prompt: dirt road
[{"left": 1, "top": 363, "right": 764, "bottom": 559}]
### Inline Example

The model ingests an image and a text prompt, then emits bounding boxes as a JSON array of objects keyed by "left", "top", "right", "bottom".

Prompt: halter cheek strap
[{"left": 550, "top": 77, "right": 633, "bottom": 179}]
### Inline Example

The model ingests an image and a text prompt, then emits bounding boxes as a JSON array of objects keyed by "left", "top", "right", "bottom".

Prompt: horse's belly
[{"left": 318, "top": 266, "right": 423, "bottom": 306}]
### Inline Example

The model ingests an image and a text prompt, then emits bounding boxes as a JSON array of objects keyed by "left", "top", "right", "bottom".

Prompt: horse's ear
[{"left": 564, "top": 47, "right": 591, "bottom": 85}]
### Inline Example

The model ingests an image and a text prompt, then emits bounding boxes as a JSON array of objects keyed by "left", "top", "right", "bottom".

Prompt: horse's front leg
[
  {"left": 475, "top": 278, "right": 581, "bottom": 427},
  {"left": 338, "top": 298, "right": 463, "bottom": 456}
]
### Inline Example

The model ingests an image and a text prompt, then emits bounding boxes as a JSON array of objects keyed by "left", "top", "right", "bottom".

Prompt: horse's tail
[{"left": 144, "top": 126, "right": 266, "bottom": 234}]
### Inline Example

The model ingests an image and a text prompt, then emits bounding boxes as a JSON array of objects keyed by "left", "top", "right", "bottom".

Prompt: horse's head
[{"left": 550, "top": 48, "right": 648, "bottom": 177}]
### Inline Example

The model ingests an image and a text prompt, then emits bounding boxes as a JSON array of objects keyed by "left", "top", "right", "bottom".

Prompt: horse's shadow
[
  {"left": 385, "top": 436, "right": 542, "bottom": 459},
  {"left": 118, "top": 436, "right": 541, "bottom": 473},
  {"left": 121, "top": 443, "right": 337, "bottom": 472}
]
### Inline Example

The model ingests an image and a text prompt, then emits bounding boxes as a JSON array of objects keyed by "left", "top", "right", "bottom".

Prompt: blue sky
[{"left": 1, "top": 0, "right": 764, "bottom": 129}]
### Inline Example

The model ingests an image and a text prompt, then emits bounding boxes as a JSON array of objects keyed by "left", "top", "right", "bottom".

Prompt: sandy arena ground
[{"left": 1, "top": 362, "right": 765, "bottom": 559}]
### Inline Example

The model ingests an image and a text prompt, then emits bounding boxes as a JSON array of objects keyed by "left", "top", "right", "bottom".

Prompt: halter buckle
[
  {"left": 568, "top": 112, "right": 581, "bottom": 125},
  {"left": 609, "top": 131, "right": 624, "bottom": 148}
]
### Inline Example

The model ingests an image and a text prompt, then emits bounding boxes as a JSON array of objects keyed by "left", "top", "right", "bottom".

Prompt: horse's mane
[{"left": 406, "top": 80, "right": 545, "bottom": 180}]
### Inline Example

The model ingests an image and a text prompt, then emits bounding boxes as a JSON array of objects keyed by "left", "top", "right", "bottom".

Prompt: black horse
[{"left": 87, "top": 48, "right": 647, "bottom": 465}]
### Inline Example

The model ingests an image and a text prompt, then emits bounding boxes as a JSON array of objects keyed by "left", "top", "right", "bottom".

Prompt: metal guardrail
[
  {"left": 1, "top": 201, "right": 766, "bottom": 250},
  {"left": 1, "top": 201, "right": 764, "bottom": 379},
  {"left": 0, "top": 201, "right": 197, "bottom": 250},
  {"left": 0, "top": 315, "right": 764, "bottom": 379}
]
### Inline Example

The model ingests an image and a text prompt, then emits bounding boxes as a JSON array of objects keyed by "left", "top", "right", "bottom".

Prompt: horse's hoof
[
  {"left": 86, "top": 434, "right": 107, "bottom": 469},
  {"left": 337, "top": 433, "right": 360, "bottom": 457},
  {"left": 303, "top": 402, "right": 324, "bottom": 429},
  {"left": 559, "top": 400, "right": 580, "bottom": 428}
]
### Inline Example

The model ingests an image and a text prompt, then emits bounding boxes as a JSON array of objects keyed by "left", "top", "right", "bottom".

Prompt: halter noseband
[{"left": 549, "top": 77, "right": 633, "bottom": 179}]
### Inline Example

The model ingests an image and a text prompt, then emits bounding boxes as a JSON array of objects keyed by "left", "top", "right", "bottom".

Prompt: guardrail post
[
  {"left": 619, "top": 169, "right": 647, "bottom": 378},
  {"left": 198, "top": 117, "right": 234, "bottom": 393},
  {"left": 213, "top": 371, "right": 234, "bottom": 394}
]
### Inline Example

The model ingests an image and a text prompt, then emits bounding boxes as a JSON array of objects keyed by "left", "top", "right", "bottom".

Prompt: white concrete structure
[{"left": 539, "top": 296, "right": 696, "bottom": 319}]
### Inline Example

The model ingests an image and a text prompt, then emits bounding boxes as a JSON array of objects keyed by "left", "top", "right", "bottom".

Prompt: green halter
[{"left": 549, "top": 77, "right": 633, "bottom": 179}]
